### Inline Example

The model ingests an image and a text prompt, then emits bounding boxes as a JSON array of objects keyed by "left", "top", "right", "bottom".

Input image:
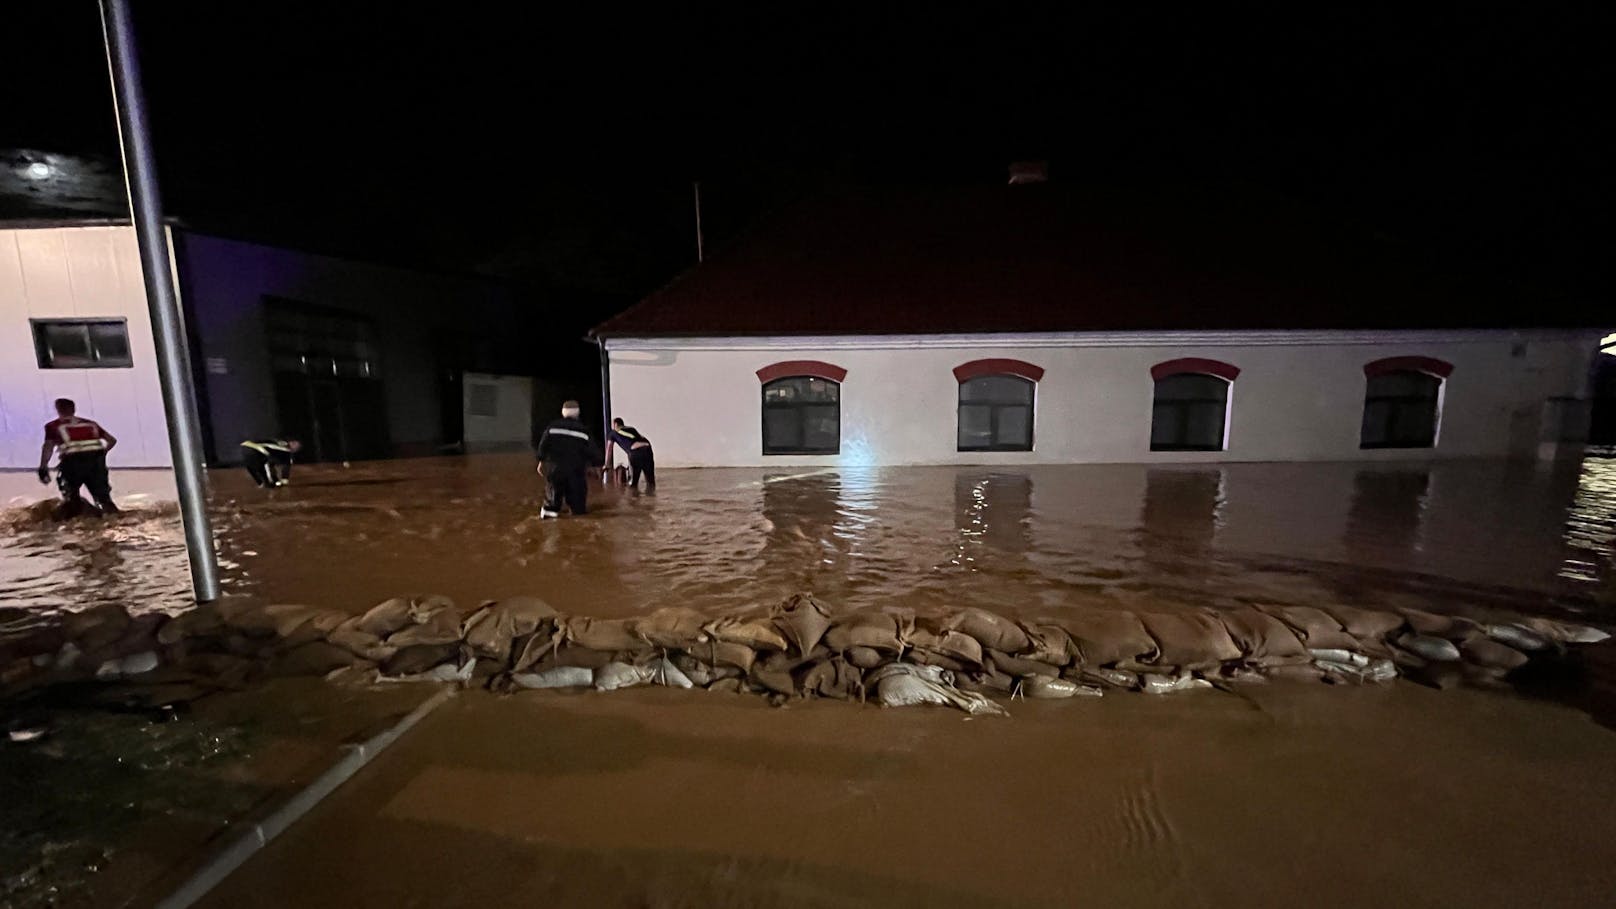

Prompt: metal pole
[
  {"left": 693, "top": 181, "right": 704, "bottom": 263},
  {"left": 101, "top": 0, "right": 221, "bottom": 602}
]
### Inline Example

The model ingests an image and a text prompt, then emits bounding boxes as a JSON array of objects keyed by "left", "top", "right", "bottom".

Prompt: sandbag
[
  {"left": 986, "top": 649, "right": 1059, "bottom": 679},
  {"left": 353, "top": 597, "right": 415, "bottom": 637},
  {"left": 1398, "top": 633, "right": 1461, "bottom": 662},
  {"left": 1021, "top": 676, "right": 1102, "bottom": 699},
  {"left": 1217, "top": 607, "right": 1309, "bottom": 664},
  {"left": 636, "top": 606, "right": 710, "bottom": 649},
  {"left": 1140, "top": 672, "right": 1212, "bottom": 694},
  {"left": 907, "top": 627, "right": 984, "bottom": 667},
  {"left": 800, "top": 658, "right": 863, "bottom": 700},
  {"left": 62, "top": 604, "right": 132, "bottom": 652},
  {"left": 1316, "top": 657, "right": 1397, "bottom": 684},
  {"left": 273, "top": 641, "right": 356, "bottom": 676},
  {"left": 383, "top": 643, "right": 460, "bottom": 676},
  {"left": 1019, "top": 623, "right": 1077, "bottom": 667},
  {"left": 946, "top": 607, "right": 1031, "bottom": 654},
  {"left": 1063, "top": 610, "right": 1158, "bottom": 667},
  {"left": 1398, "top": 608, "right": 1478, "bottom": 640},
  {"left": 867, "top": 663, "right": 1007, "bottom": 716},
  {"left": 1460, "top": 636, "right": 1529, "bottom": 671},
  {"left": 704, "top": 616, "right": 789, "bottom": 652},
  {"left": 383, "top": 657, "right": 475, "bottom": 684},
  {"left": 509, "top": 665, "right": 593, "bottom": 689},
  {"left": 1138, "top": 611, "right": 1241, "bottom": 669},
  {"left": 561, "top": 616, "right": 646, "bottom": 652},
  {"left": 1265, "top": 663, "right": 1326, "bottom": 682},
  {"left": 824, "top": 612, "right": 906, "bottom": 654},
  {"left": 1518, "top": 617, "right": 1610, "bottom": 645},
  {"left": 693, "top": 639, "right": 757, "bottom": 673},
  {"left": 1321, "top": 605, "right": 1405, "bottom": 641},
  {"left": 325, "top": 627, "right": 397, "bottom": 662},
  {"left": 531, "top": 644, "right": 618, "bottom": 671},
  {"left": 844, "top": 645, "right": 888, "bottom": 669},
  {"left": 1483, "top": 623, "right": 1551, "bottom": 652},
  {"left": 771, "top": 593, "right": 833, "bottom": 656},
  {"left": 156, "top": 606, "right": 222, "bottom": 645},
  {"left": 462, "top": 596, "right": 557, "bottom": 659},
  {"left": 1260, "top": 605, "right": 1359, "bottom": 650},
  {"left": 956, "top": 666, "right": 1016, "bottom": 696},
  {"left": 650, "top": 657, "right": 695, "bottom": 689},
  {"left": 387, "top": 605, "right": 464, "bottom": 647},
  {"left": 593, "top": 661, "right": 657, "bottom": 691},
  {"left": 1073, "top": 666, "right": 1138, "bottom": 690},
  {"left": 751, "top": 664, "right": 797, "bottom": 697}
]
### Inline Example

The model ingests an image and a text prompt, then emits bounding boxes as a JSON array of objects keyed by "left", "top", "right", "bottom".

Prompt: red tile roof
[{"left": 593, "top": 185, "right": 1595, "bottom": 338}]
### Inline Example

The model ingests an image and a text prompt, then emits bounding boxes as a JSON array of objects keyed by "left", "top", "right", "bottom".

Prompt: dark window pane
[
  {"left": 762, "top": 377, "right": 840, "bottom": 454},
  {"left": 957, "top": 375, "right": 1035, "bottom": 450},
  {"left": 960, "top": 375, "right": 1032, "bottom": 404},
  {"left": 1361, "top": 370, "right": 1440, "bottom": 448},
  {"left": 998, "top": 405, "right": 1032, "bottom": 448},
  {"left": 1150, "top": 373, "right": 1229, "bottom": 450},
  {"left": 958, "top": 403, "right": 994, "bottom": 448},
  {"left": 1154, "top": 373, "right": 1228, "bottom": 402},
  {"left": 88, "top": 322, "right": 130, "bottom": 363},
  {"left": 43, "top": 323, "right": 91, "bottom": 361}
]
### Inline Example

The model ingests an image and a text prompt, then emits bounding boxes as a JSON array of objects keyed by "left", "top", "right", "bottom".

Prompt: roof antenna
[{"left": 693, "top": 181, "right": 705, "bottom": 263}]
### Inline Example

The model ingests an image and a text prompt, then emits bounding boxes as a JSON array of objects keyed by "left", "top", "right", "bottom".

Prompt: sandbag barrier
[{"left": 1, "top": 594, "right": 1610, "bottom": 716}]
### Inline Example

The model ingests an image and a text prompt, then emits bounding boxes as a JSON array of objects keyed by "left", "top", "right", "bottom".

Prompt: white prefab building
[{"left": 594, "top": 186, "right": 1604, "bottom": 467}]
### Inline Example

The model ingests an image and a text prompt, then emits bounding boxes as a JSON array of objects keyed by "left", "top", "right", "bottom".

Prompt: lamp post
[{"left": 100, "top": 0, "right": 221, "bottom": 602}]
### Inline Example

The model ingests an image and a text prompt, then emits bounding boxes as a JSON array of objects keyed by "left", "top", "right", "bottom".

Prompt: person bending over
[
  {"left": 605, "top": 416, "right": 656, "bottom": 492},
  {"left": 241, "top": 439, "right": 300, "bottom": 488}
]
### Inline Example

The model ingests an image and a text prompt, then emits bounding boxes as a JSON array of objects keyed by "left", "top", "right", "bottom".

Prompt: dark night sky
[{"left": 3, "top": 2, "right": 1612, "bottom": 328}]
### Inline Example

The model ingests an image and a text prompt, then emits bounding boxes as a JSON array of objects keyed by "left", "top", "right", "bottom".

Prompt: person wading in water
[
  {"left": 535, "top": 400, "right": 602, "bottom": 518},
  {"left": 240, "top": 438, "right": 301, "bottom": 488},
  {"left": 37, "top": 398, "right": 119, "bottom": 516},
  {"left": 605, "top": 416, "right": 656, "bottom": 493}
]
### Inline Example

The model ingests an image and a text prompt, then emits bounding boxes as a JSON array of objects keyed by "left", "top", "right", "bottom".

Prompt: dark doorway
[{"left": 265, "top": 297, "right": 390, "bottom": 462}]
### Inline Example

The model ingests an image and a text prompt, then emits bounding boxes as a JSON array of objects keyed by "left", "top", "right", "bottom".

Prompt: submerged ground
[{"left": 4, "top": 455, "right": 1616, "bottom": 906}]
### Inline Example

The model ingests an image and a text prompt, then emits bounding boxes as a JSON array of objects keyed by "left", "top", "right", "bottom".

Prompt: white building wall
[
  {"left": 605, "top": 330, "right": 1603, "bottom": 467},
  {"left": 0, "top": 225, "right": 172, "bottom": 468}
]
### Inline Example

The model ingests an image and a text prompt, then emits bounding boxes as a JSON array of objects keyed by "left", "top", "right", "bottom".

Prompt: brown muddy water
[{"left": 5, "top": 455, "right": 1616, "bottom": 906}]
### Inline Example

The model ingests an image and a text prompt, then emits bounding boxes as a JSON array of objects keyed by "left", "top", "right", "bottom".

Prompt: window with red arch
[
  {"left": 1149, "top": 359, "right": 1238, "bottom": 451},
  {"left": 758, "top": 360, "right": 844, "bottom": 455},
  {"left": 955, "top": 359, "right": 1042, "bottom": 451},
  {"left": 1360, "top": 357, "right": 1450, "bottom": 449}
]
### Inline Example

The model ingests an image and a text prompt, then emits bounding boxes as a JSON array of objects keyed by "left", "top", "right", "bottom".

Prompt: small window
[
  {"left": 467, "top": 383, "right": 499, "bottom": 417},
  {"left": 763, "top": 376, "right": 839, "bottom": 454},
  {"left": 1361, "top": 370, "right": 1441, "bottom": 448},
  {"left": 958, "top": 375, "right": 1034, "bottom": 451},
  {"left": 1151, "top": 373, "right": 1229, "bottom": 451},
  {"left": 32, "top": 319, "right": 133, "bottom": 369}
]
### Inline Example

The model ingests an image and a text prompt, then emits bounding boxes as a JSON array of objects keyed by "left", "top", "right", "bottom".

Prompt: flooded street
[{"left": 6, "top": 455, "right": 1616, "bottom": 906}]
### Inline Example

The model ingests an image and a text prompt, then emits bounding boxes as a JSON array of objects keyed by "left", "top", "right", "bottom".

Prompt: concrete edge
[{"left": 153, "top": 686, "right": 455, "bottom": 909}]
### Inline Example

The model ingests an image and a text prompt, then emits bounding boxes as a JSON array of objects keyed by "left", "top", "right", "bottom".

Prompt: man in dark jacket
[
  {"left": 535, "top": 400, "right": 602, "bottom": 518},
  {"left": 605, "top": 417, "right": 656, "bottom": 492}
]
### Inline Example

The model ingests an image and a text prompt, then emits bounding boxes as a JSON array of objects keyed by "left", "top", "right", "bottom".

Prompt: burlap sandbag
[
  {"left": 1322, "top": 604, "right": 1405, "bottom": 642},
  {"left": 462, "top": 597, "right": 558, "bottom": 659},
  {"left": 1259, "top": 605, "right": 1359, "bottom": 650},
  {"left": 692, "top": 638, "right": 757, "bottom": 672},
  {"left": 945, "top": 607, "right": 1031, "bottom": 654},
  {"left": 1459, "top": 635, "right": 1529, "bottom": 671},
  {"left": 387, "top": 604, "right": 464, "bottom": 647},
  {"left": 800, "top": 658, "right": 862, "bottom": 700},
  {"left": 529, "top": 644, "right": 617, "bottom": 671},
  {"left": 824, "top": 612, "right": 906, "bottom": 654},
  {"left": 986, "top": 649, "right": 1060, "bottom": 678},
  {"left": 1217, "top": 607, "right": 1309, "bottom": 665},
  {"left": 751, "top": 664, "right": 797, "bottom": 697},
  {"left": 844, "top": 645, "right": 887, "bottom": 669},
  {"left": 704, "top": 616, "right": 789, "bottom": 652},
  {"left": 907, "top": 627, "right": 984, "bottom": 667},
  {"left": 272, "top": 641, "right": 356, "bottom": 676},
  {"left": 956, "top": 666, "right": 1016, "bottom": 695},
  {"left": 156, "top": 606, "right": 223, "bottom": 645},
  {"left": 1019, "top": 623, "right": 1077, "bottom": 667},
  {"left": 325, "top": 626, "right": 397, "bottom": 663},
  {"left": 275, "top": 608, "right": 352, "bottom": 646},
  {"left": 1138, "top": 611, "right": 1242, "bottom": 669},
  {"left": 561, "top": 616, "right": 646, "bottom": 652},
  {"left": 911, "top": 650, "right": 966, "bottom": 672},
  {"left": 1398, "top": 608, "right": 1479, "bottom": 640},
  {"left": 635, "top": 606, "right": 710, "bottom": 649},
  {"left": 382, "top": 643, "right": 460, "bottom": 676},
  {"left": 63, "top": 603, "right": 132, "bottom": 651},
  {"left": 770, "top": 594, "right": 833, "bottom": 656},
  {"left": 1062, "top": 610, "right": 1158, "bottom": 667},
  {"left": 353, "top": 597, "right": 415, "bottom": 637}
]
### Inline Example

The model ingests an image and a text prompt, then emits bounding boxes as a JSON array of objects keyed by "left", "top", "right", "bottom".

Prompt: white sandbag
[
  {"left": 1317, "top": 658, "right": 1397, "bottom": 683},
  {"left": 1140, "top": 672, "right": 1212, "bottom": 695},
  {"left": 1483, "top": 623, "right": 1551, "bottom": 652},
  {"left": 651, "top": 657, "right": 694, "bottom": 689},
  {"left": 94, "top": 649, "right": 159, "bottom": 680},
  {"left": 593, "top": 661, "right": 658, "bottom": 691},
  {"left": 510, "top": 666, "right": 594, "bottom": 689},
  {"left": 1518, "top": 617, "right": 1609, "bottom": 645},
  {"left": 1309, "top": 649, "right": 1369, "bottom": 668},
  {"left": 1020, "top": 676, "right": 1102, "bottom": 699},
  {"left": 380, "top": 657, "right": 476, "bottom": 684},
  {"left": 867, "top": 663, "right": 1008, "bottom": 716}
]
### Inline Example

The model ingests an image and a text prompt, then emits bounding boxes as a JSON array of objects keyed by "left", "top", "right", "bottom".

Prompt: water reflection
[
  {"left": 1140, "top": 469, "right": 1225, "bottom": 572},
  {"left": 1346, "top": 469, "right": 1430, "bottom": 567}
]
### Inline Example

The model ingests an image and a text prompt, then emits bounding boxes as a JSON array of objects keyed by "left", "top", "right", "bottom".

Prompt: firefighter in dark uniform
[
  {"left": 37, "top": 398, "right": 119, "bottom": 515},
  {"left": 535, "top": 400, "right": 602, "bottom": 518},
  {"left": 241, "top": 439, "right": 301, "bottom": 487},
  {"left": 606, "top": 417, "right": 656, "bottom": 492}
]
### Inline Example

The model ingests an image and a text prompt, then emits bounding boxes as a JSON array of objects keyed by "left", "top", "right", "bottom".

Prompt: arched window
[
  {"left": 958, "top": 376, "right": 1035, "bottom": 451},
  {"left": 1361, "top": 358, "right": 1450, "bottom": 449},
  {"left": 762, "top": 376, "right": 841, "bottom": 454},
  {"left": 954, "top": 359, "right": 1042, "bottom": 452},
  {"left": 1149, "top": 360, "right": 1238, "bottom": 452}
]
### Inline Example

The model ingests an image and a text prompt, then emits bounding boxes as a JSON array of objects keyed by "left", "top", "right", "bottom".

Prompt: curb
[{"left": 154, "top": 686, "right": 455, "bottom": 909}]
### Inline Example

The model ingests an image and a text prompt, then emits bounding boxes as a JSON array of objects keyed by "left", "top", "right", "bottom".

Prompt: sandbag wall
[{"left": 3, "top": 593, "right": 1609, "bottom": 712}]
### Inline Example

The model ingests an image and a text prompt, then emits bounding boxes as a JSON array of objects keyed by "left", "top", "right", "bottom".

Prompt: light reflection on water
[{"left": 1, "top": 455, "right": 1613, "bottom": 621}]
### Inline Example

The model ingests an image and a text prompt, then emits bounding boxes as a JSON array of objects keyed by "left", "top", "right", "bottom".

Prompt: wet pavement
[{"left": 5, "top": 455, "right": 1616, "bottom": 906}]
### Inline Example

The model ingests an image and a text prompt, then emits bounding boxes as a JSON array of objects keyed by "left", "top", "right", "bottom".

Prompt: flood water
[{"left": 7, "top": 455, "right": 1616, "bottom": 906}]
